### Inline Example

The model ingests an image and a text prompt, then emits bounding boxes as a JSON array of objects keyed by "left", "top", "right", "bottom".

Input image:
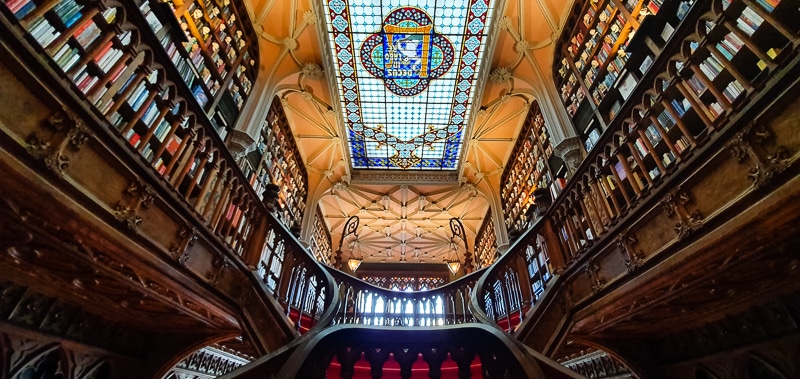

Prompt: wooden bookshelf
[
  {"left": 500, "top": 101, "right": 560, "bottom": 234},
  {"left": 555, "top": 0, "right": 669, "bottom": 151},
  {"left": 473, "top": 210, "right": 497, "bottom": 270},
  {"left": 139, "top": 0, "right": 257, "bottom": 130},
  {"left": 1, "top": 0, "right": 268, "bottom": 253},
  {"left": 310, "top": 206, "right": 333, "bottom": 265},
  {"left": 545, "top": 0, "right": 797, "bottom": 261},
  {"left": 252, "top": 97, "right": 308, "bottom": 231}
]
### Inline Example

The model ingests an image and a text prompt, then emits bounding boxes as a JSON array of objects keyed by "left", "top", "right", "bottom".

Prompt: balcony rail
[
  {"left": 472, "top": 0, "right": 799, "bottom": 337},
  {"left": 254, "top": 212, "right": 340, "bottom": 334},
  {"left": 544, "top": 0, "right": 799, "bottom": 270},
  {"left": 471, "top": 217, "right": 558, "bottom": 334},
  {"left": 0, "top": 0, "right": 265, "bottom": 258},
  {"left": 0, "top": 0, "right": 338, "bottom": 349},
  {"left": 325, "top": 267, "right": 485, "bottom": 327}
]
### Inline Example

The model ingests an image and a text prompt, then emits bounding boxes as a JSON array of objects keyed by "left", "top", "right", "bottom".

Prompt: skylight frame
[{"left": 323, "top": 0, "right": 495, "bottom": 171}]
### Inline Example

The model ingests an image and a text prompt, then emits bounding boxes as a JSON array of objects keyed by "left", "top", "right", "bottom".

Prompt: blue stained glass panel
[{"left": 323, "top": 0, "right": 495, "bottom": 170}]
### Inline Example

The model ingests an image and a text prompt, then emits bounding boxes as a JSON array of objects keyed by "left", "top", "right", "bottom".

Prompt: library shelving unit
[
  {"left": 473, "top": 210, "right": 497, "bottom": 270},
  {"left": 0, "top": 0, "right": 266, "bottom": 253},
  {"left": 246, "top": 97, "right": 308, "bottom": 232},
  {"left": 500, "top": 101, "right": 560, "bottom": 234},
  {"left": 545, "top": 0, "right": 798, "bottom": 261},
  {"left": 554, "top": 0, "right": 673, "bottom": 152},
  {"left": 309, "top": 206, "right": 333, "bottom": 265},
  {"left": 139, "top": 0, "right": 258, "bottom": 135}
]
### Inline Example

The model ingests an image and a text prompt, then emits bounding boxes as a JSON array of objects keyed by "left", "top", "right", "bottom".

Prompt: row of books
[
  {"left": 754, "top": 0, "right": 780, "bottom": 12},
  {"left": 632, "top": 137, "right": 651, "bottom": 158},
  {"left": 673, "top": 135, "right": 692, "bottom": 154},
  {"left": 643, "top": 124, "right": 662, "bottom": 147},
  {"left": 721, "top": 79, "right": 746, "bottom": 103},
  {"left": 645, "top": 0, "right": 662, "bottom": 15},
  {"left": 670, "top": 97, "right": 692, "bottom": 117},
  {"left": 716, "top": 32, "right": 745, "bottom": 62},
  {"left": 707, "top": 101, "right": 726, "bottom": 120},
  {"left": 5, "top": 0, "right": 38, "bottom": 19},
  {"left": 656, "top": 109, "right": 675, "bottom": 130},
  {"left": 685, "top": 75, "right": 707, "bottom": 96},
  {"left": 698, "top": 53, "right": 726, "bottom": 80},
  {"left": 734, "top": 5, "right": 765, "bottom": 37}
]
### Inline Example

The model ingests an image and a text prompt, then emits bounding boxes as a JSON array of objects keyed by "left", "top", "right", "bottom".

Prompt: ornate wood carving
[
  {"left": 169, "top": 227, "right": 198, "bottom": 265},
  {"left": 166, "top": 345, "right": 250, "bottom": 379},
  {"left": 0, "top": 281, "right": 148, "bottom": 357},
  {"left": 726, "top": 122, "right": 791, "bottom": 190},
  {"left": 659, "top": 189, "right": 703, "bottom": 240},
  {"left": 615, "top": 230, "right": 644, "bottom": 273},
  {"left": 585, "top": 258, "right": 605, "bottom": 293},
  {"left": 25, "top": 109, "right": 92, "bottom": 178},
  {"left": 0, "top": 197, "right": 235, "bottom": 332},
  {"left": 558, "top": 349, "right": 631, "bottom": 379},
  {"left": 113, "top": 181, "right": 156, "bottom": 231}
]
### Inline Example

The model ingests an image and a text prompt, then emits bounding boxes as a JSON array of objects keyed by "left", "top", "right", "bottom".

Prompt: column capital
[
  {"left": 554, "top": 136, "right": 585, "bottom": 176},
  {"left": 226, "top": 129, "right": 256, "bottom": 160}
]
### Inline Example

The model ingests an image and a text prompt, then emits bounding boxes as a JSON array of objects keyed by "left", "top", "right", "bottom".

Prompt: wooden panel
[
  {"left": 64, "top": 139, "right": 132, "bottom": 213},
  {"left": 568, "top": 271, "right": 595, "bottom": 305},
  {"left": 629, "top": 209, "right": 674, "bottom": 258},
  {"left": 594, "top": 244, "right": 628, "bottom": 287},
  {"left": 688, "top": 151, "right": 752, "bottom": 220}
]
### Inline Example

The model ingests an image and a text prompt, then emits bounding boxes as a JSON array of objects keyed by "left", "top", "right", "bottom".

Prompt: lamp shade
[
  {"left": 446, "top": 259, "right": 461, "bottom": 275},
  {"left": 347, "top": 257, "right": 363, "bottom": 272}
]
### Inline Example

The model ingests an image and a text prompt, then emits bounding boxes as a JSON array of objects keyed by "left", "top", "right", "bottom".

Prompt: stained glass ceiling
[{"left": 323, "top": 0, "right": 495, "bottom": 170}]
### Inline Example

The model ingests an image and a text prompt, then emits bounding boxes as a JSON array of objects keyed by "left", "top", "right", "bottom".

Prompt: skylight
[{"left": 323, "top": 0, "right": 495, "bottom": 170}]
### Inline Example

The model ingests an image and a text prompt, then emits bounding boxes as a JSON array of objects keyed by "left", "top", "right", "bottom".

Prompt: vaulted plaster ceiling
[{"left": 241, "top": 0, "right": 573, "bottom": 266}]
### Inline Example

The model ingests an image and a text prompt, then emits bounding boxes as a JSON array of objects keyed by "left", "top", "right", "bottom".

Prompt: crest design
[{"left": 359, "top": 7, "right": 455, "bottom": 96}]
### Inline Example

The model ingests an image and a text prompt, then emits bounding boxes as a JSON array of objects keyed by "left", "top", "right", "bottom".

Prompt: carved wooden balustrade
[
  {"left": 165, "top": 345, "right": 252, "bottom": 379},
  {"left": 254, "top": 213, "right": 340, "bottom": 335},
  {"left": 0, "top": 0, "right": 338, "bottom": 374},
  {"left": 472, "top": 0, "right": 800, "bottom": 373},
  {"left": 326, "top": 268, "right": 485, "bottom": 327},
  {"left": 545, "top": 0, "right": 799, "bottom": 271},
  {"left": 470, "top": 215, "right": 560, "bottom": 335},
  {"left": 557, "top": 349, "right": 631, "bottom": 379},
  {"left": 0, "top": 0, "right": 262, "bottom": 256}
]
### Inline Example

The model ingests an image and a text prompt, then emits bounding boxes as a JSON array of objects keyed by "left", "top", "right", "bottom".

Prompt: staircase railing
[
  {"left": 325, "top": 267, "right": 486, "bottom": 327},
  {"left": 253, "top": 211, "right": 340, "bottom": 335},
  {"left": 0, "top": 0, "right": 339, "bottom": 356},
  {"left": 265, "top": 324, "right": 582, "bottom": 379},
  {"left": 470, "top": 217, "right": 561, "bottom": 334}
]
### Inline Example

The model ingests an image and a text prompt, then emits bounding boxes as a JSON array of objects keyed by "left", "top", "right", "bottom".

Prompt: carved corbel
[
  {"left": 616, "top": 230, "right": 644, "bottom": 272},
  {"left": 26, "top": 109, "right": 92, "bottom": 178},
  {"left": 113, "top": 181, "right": 156, "bottom": 231},
  {"left": 554, "top": 137, "right": 585, "bottom": 176},
  {"left": 660, "top": 189, "right": 703, "bottom": 240}
]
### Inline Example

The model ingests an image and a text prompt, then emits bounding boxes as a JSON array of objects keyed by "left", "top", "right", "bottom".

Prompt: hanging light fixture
[
  {"left": 445, "top": 239, "right": 461, "bottom": 275},
  {"left": 347, "top": 235, "right": 363, "bottom": 272},
  {"left": 334, "top": 215, "right": 359, "bottom": 270},
  {"left": 446, "top": 217, "right": 471, "bottom": 275}
]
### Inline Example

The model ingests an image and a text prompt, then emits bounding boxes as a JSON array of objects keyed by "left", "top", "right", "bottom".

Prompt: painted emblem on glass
[{"left": 360, "top": 7, "right": 454, "bottom": 96}]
